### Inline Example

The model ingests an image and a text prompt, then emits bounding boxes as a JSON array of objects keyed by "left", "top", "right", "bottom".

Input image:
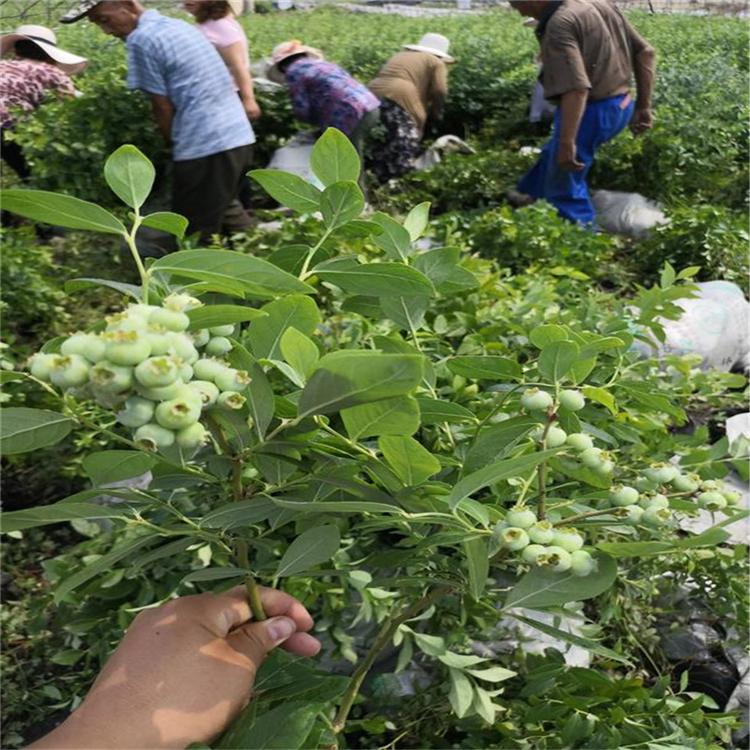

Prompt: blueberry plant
[{"left": 1, "top": 132, "right": 745, "bottom": 748}]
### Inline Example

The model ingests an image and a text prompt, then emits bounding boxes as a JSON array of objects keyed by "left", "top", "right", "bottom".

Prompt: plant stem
[
  {"left": 553, "top": 507, "right": 621, "bottom": 526},
  {"left": 299, "top": 228, "right": 333, "bottom": 281},
  {"left": 235, "top": 539, "right": 266, "bottom": 621},
  {"left": 536, "top": 414, "right": 555, "bottom": 520},
  {"left": 124, "top": 215, "right": 151, "bottom": 302},
  {"left": 331, "top": 586, "right": 451, "bottom": 735}
]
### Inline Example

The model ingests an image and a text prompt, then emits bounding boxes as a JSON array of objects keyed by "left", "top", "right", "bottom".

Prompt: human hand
[
  {"left": 630, "top": 107, "right": 653, "bottom": 135},
  {"left": 557, "top": 140, "right": 584, "bottom": 171},
  {"left": 244, "top": 99, "right": 262, "bottom": 121},
  {"left": 30, "top": 586, "right": 321, "bottom": 750}
]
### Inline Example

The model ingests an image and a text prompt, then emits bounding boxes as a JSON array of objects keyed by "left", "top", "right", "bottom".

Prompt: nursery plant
[{"left": 1, "top": 133, "right": 745, "bottom": 748}]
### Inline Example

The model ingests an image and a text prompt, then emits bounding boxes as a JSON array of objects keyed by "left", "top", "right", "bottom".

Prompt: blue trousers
[{"left": 518, "top": 93, "right": 635, "bottom": 225}]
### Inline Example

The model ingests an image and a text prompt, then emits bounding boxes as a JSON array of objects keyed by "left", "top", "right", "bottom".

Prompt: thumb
[{"left": 227, "top": 616, "right": 297, "bottom": 667}]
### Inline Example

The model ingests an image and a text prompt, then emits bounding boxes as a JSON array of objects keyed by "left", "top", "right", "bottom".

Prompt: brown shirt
[
  {"left": 541, "top": 0, "right": 653, "bottom": 102},
  {"left": 368, "top": 50, "right": 448, "bottom": 134}
]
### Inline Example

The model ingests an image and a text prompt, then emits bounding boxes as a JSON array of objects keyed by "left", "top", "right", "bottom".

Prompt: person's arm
[
  {"left": 29, "top": 586, "right": 320, "bottom": 750},
  {"left": 287, "top": 67, "right": 312, "bottom": 123},
  {"left": 150, "top": 93, "right": 174, "bottom": 143},
  {"left": 428, "top": 61, "right": 448, "bottom": 121},
  {"left": 217, "top": 41, "right": 261, "bottom": 120},
  {"left": 557, "top": 88, "right": 588, "bottom": 171},
  {"left": 631, "top": 45, "right": 656, "bottom": 135}
]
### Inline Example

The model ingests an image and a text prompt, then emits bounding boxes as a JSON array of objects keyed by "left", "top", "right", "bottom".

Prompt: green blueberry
[
  {"left": 570, "top": 550, "right": 596, "bottom": 577},
  {"left": 187, "top": 380, "right": 219, "bottom": 407},
  {"left": 173, "top": 385, "right": 204, "bottom": 411},
  {"left": 552, "top": 528, "right": 584, "bottom": 552},
  {"left": 105, "top": 310, "right": 150, "bottom": 333},
  {"left": 209, "top": 324, "right": 235, "bottom": 337},
  {"left": 528, "top": 520, "right": 555, "bottom": 544},
  {"left": 191, "top": 329, "right": 210, "bottom": 348},
  {"left": 193, "top": 358, "right": 230, "bottom": 381},
  {"left": 521, "top": 544, "right": 547, "bottom": 564},
  {"left": 61, "top": 332, "right": 106, "bottom": 363},
  {"left": 49, "top": 354, "right": 90, "bottom": 389},
  {"left": 163, "top": 293, "right": 202, "bottom": 312},
  {"left": 215, "top": 368, "right": 251, "bottom": 392},
  {"left": 643, "top": 493, "right": 669, "bottom": 510},
  {"left": 593, "top": 458, "right": 614, "bottom": 476},
  {"left": 116, "top": 396, "right": 155, "bottom": 428},
  {"left": 176, "top": 422, "right": 209, "bottom": 450},
  {"left": 609, "top": 485, "right": 640, "bottom": 507},
  {"left": 505, "top": 507, "right": 537, "bottom": 529},
  {"left": 217, "top": 391, "right": 247, "bottom": 410},
  {"left": 620, "top": 504, "right": 644, "bottom": 525},
  {"left": 146, "top": 330, "right": 172, "bottom": 356},
  {"left": 644, "top": 462, "right": 678, "bottom": 485},
  {"left": 149, "top": 308, "right": 190, "bottom": 332},
  {"left": 670, "top": 473, "right": 699, "bottom": 493},
  {"left": 538, "top": 546, "right": 572, "bottom": 572},
  {"left": 545, "top": 426, "right": 568, "bottom": 448},
  {"left": 105, "top": 331, "right": 152, "bottom": 366},
  {"left": 634, "top": 476, "right": 659, "bottom": 492},
  {"left": 722, "top": 489, "right": 741, "bottom": 505},
  {"left": 134, "top": 423, "right": 175, "bottom": 451},
  {"left": 566, "top": 433, "right": 594, "bottom": 452},
  {"left": 205, "top": 336, "right": 233, "bottom": 356},
  {"left": 155, "top": 397, "right": 201, "bottom": 431},
  {"left": 642, "top": 506, "right": 671, "bottom": 527},
  {"left": 136, "top": 380, "right": 185, "bottom": 401},
  {"left": 134, "top": 356, "right": 179, "bottom": 388},
  {"left": 501, "top": 527, "right": 530, "bottom": 551},
  {"left": 559, "top": 390, "right": 585, "bottom": 412},
  {"left": 520, "top": 388, "right": 554, "bottom": 412},
  {"left": 165, "top": 333, "right": 199, "bottom": 364},
  {"left": 579, "top": 447, "right": 603, "bottom": 469},
  {"left": 28, "top": 353, "right": 56, "bottom": 381},
  {"left": 90, "top": 362, "right": 133, "bottom": 393},
  {"left": 180, "top": 364, "right": 194, "bottom": 382},
  {"left": 697, "top": 491, "right": 727, "bottom": 512}
]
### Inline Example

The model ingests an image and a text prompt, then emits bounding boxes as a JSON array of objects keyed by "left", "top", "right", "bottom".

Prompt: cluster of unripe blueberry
[
  {"left": 495, "top": 507, "right": 596, "bottom": 577},
  {"left": 28, "top": 295, "right": 250, "bottom": 451}
]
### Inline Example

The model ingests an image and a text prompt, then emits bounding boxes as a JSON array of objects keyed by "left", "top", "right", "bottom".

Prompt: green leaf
[
  {"left": 310, "top": 127, "right": 360, "bottom": 186},
  {"left": 54, "top": 534, "right": 160, "bottom": 602},
  {"left": 64, "top": 277, "right": 142, "bottom": 299},
  {"left": 187, "top": 305, "right": 266, "bottom": 330},
  {"left": 182, "top": 567, "right": 246, "bottom": 583},
  {"left": 319, "top": 181, "right": 364, "bottom": 229},
  {"left": 464, "top": 416, "right": 537, "bottom": 473},
  {"left": 1, "top": 502, "right": 125, "bottom": 533},
  {"left": 509, "top": 613, "right": 632, "bottom": 665},
  {"left": 472, "top": 686, "right": 497, "bottom": 724},
  {"left": 103, "top": 144, "right": 154, "bottom": 209},
  {"left": 503, "top": 552, "right": 617, "bottom": 610},
  {"left": 275, "top": 525, "right": 340, "bottom": 577},
  {"left": 676, "top": 526, "right": 731, "bottom": 549},
  {"left": 342, "top": 395, "right": 419, "bottom": 439},
  {"left": 582, "top": 386, "right": 617, "bottom": 415},
  {"left": 411, "top": 631, "right": 446, "bottom": 656},
  {"left": 447, "top": 356, "right": 522, "bottom": 381},
  {"left": 200, "top": 497, "right": 284, "bottom": 529},
  {"left": 298, "top": 351, "right": 423, "bottom": 417},
  {"left": 379, "top": 435, "right": 441, "bottom": 486},
  {"left": 249, "top": 169, "right": 321, "bottom": 213},
  {"left": 538, "top": 340, "right": 580, "bottom": 383},
  {"left": 1, "top": 189, "right": 126, "bottom": 235},
  {"left": 226, "top": 343, "right": 274, "bottom": 440},
  {"left": 597, "top": 541, "right": 675, "bottom": 557},
  {"left": 416, "top": 397, "right": 476, "bottom": 425},
  {"left": 465, "top": 666, "right": 516, "bottom": 682},
  {"left": 247, "top": 295, "right": 320, "bottom": 361},
  {"left": 217, "top": 700, "right": 320, "bottom": 750},
  {"left": 82, "top": 450, "right": 156, "bottom": 486},
  {"left": 448, "top": 449, "right": 561, "bottom": 508},
  {"left": 380, "top": 295, "right": 429, "bottom": 331},
  {"left": 140, "top": 211, "right": 188, "bottom": 238},
  {"left": 463, "top": 537, "right": 489, "bottom": 600},
  {"left": 270, "top": 497, "right": 404, "bottom": 516},
  {"left": 370, "top": 212, "right": 413, "bottom": 261},
  {"left": 413, "top": 247, "right": 477, "bottom": 294},
  {"left": 0, "top": 408, "right": 73, "bottom": 455},
  {"left": 151, "top": 250, "right": 314, "bottom": 300},
  {"left": 314, "top": 258, "right": 434, "bottom": 297},
  {"left": 403, "top": 201, "right": 431, "bottom": 241},
  {"left": 448, "top": 668, "right": 473, "bottom": 718},
  {"left": 529, "top": 324, "right": 568, "bottom": 349},
  {"left": 280, "top": 327, "right": 319, "bottom": 383}
]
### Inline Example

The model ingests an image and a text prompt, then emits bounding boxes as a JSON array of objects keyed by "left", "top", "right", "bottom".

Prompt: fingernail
[{"left": 266, "top": 616, "right": 296, "bottom": 643}]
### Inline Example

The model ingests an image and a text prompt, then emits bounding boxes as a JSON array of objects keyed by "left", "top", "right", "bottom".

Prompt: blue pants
[{"left": 518, "top": 93, "right": 634, "bottom": 225}]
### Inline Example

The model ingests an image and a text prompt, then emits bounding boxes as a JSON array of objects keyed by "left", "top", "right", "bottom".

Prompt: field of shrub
[{"left": 1, "top": 6, "right": 748, "bottom": 750}]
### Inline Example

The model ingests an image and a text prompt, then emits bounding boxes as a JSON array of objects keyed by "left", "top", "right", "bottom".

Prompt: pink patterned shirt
[{"left": 0, "top": 59, "right": 75, "bottom": 129}]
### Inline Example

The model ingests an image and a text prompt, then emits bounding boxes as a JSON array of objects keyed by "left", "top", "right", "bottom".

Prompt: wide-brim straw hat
[
  {"left": 266, "top": 40, "right": 323, "bottom": 84},
  {"left": 403, "top": 32, "right": 454, "bottom": 63},
  {"left": 0, "top": 24, "right": 88, "bottom": 74}
]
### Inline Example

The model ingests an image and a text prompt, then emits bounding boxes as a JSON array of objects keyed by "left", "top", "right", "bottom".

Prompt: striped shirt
[{"left": 126, "top": 9, "right": 254, "bottom": 161}]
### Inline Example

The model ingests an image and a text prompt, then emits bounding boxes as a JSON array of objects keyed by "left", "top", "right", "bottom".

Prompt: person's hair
[
  {"left": 277, "top": 52, "right": 308, "bottom": 73},
  {"left": 14, "top": 39, "right": 55, "bottom": 63},
  {"left": 194, "top": 1, "right": 232, "bottom": 23}
]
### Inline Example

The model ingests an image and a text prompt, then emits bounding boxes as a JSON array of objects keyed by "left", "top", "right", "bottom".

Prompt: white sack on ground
[
  {"left": 592, "top": 190, "right": 669, "bottom": 238},
  {"left": 267, "top": 132, "right": 324, "bottom": 189},
  {"left": 632, "top": 281, "right": 750, "bottom": 372}
]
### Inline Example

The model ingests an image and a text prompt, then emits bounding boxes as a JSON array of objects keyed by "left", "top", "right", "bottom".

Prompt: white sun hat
[
  {"left": 0, "top": 24, "right": 88, "bottom": 75},
  {"left": 228, "top": 0, "right": 245, "bottom": 15},
  {"left": 403, "top": 33, "right": 455, "bottom": 63}
]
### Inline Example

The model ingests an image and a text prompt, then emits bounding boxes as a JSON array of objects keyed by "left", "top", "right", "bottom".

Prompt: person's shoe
[{"left": 506, "top": 189, "right": 535, "bottom": 208}]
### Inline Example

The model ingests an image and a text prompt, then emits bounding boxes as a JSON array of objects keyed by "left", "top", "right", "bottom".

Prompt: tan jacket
[{"left": 368, "top": 50, "right": 448, "bottom": 134}]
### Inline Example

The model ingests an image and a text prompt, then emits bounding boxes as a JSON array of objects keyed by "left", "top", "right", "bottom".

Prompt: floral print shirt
[
  {"left": 285, "top": 57, "right": 379, "bottom": 137},
  {"left": 0, "top": 59, "right": 75, "bottom": 129}
]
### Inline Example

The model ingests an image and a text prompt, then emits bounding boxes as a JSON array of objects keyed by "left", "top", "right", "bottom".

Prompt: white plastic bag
[
  {"left": 591, "top": 190, "right": 669, "bottom": 238},
  {"left": 267, "top": 132, "right": 324, "bottom": 189}
]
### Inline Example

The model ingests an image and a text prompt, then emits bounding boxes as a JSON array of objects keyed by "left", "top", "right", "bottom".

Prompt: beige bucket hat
[{"left": 0, "top": 24, "right": 88, "bottom": 74}]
